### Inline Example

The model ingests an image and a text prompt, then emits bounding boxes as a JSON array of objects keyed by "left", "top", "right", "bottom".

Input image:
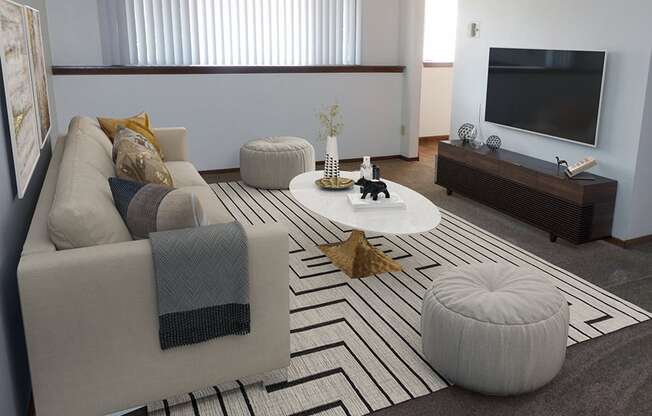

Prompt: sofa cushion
[
  {"left": 98, "top": 111, "right": 150, "bottom": 142},
  {"left": 123, "top": 119, "right": 164, "bottom": 159},
  {"left": 48, "top": 117, "right": 132, "bottom": 249},
  {"left": 165, "top": 161, "right": 207, "bottom": 187},
  {"left": 112, "top": 125, "right": 157, "bottom": 161},
  {"left": 114, "top": 126, "right": 173, "bottom": 186},
  {"left": 181, "top": 186, "right": 234, "bottom": 225},
  {"left": 69, "top": 115, "right": 114, "bottom": 157},
  {"left": 109, "top": 178, "right": 206, "bottom": 239}
]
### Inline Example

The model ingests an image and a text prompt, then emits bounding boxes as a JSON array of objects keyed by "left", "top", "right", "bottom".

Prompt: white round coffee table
[{"left": 289, "top": 171, "right": 441, "bottom": 278}]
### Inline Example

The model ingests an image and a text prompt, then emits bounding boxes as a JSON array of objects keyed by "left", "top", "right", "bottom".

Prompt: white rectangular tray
[{"left": 347, "top": 192, "right": 406, "bottom": 210}]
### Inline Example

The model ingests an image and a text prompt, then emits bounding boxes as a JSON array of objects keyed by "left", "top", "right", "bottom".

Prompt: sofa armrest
[
  {"left": 154, "top": 127, "right": 188, "bottom": 161},
  {"left": 18, "top": 223, "right": 289, "bottom": 416}
]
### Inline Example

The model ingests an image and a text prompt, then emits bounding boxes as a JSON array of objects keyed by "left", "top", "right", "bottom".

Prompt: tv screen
[{"left": 485, "top": 48, "right": 606, "bottom": 146}]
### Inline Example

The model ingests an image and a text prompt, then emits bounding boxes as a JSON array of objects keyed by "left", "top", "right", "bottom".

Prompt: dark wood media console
[{"left": 437, "top": 141, "right": 617, "bottom": 244}]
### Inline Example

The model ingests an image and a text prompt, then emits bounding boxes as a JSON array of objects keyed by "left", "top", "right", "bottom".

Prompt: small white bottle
[{"left": 360, "top": 156, "right": 372, "bottom": 180}]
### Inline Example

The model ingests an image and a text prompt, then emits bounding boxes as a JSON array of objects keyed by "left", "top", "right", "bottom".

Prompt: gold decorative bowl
[{"left": 315, "top": 177, "right": 355, "bottom": 190}]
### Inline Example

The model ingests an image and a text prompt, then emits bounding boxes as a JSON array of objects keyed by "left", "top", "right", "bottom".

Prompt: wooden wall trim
[
  {"left": 199, "top": 155, "right": 419, "bottom": 176},
  {"left": 423, "top": 62, "right": 453, "bottom": 68},
  {"left": 51, "top": 65, "right": 406, "bottom": 76},
  {"left": 420, "top": 135, "right": 449, "bottom": 141}
]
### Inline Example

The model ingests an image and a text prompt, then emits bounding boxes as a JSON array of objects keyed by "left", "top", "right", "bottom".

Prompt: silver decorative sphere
[
  {"left": 486, "top": 135, "right": 502, "bottom": 151},
  {"left": 458, "top": 123, "right": 478, "bottom": 143}
]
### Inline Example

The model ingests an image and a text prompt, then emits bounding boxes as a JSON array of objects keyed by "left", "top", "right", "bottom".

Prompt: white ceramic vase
[{"left": 324, "top": 136, "right": 340, "bottom": 178}]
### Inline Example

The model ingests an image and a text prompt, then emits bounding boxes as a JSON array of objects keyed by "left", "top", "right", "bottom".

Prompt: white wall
[
  {"left": 452, "top": 0, "right": 652, "bottom": 239},
  {"left": 53, "top": 73, "right": 403, "bottom": 170},
  {"left": 46, "top": 0, "right": 103, "bottom": 65},
  {"left": 46, "top": 0, "right": 410, "bottom": 168},
  {"left": 629, "top": 54, "right": 652, "bottom": 239},
  {"left": 399, "top": 0, "right": 426, "bottom": 158},
  {"left": 420, "top": 66, "right": 453, "bottom": 137}
]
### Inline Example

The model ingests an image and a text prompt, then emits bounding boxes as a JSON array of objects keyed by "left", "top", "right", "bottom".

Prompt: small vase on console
[
  {"left": 324, "top": 136, "right": 340, "bottom": 179},
  {"left": 318, "top": 103, "right": 343, "bottom": 179}
]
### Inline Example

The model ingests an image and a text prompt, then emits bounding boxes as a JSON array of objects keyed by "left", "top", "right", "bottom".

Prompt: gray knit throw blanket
[{"left": 150, "top": 222, "right": 250, "bottom": 350}]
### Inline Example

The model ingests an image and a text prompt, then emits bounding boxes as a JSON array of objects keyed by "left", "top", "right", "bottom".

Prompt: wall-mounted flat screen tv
[{"left": 485, "top": 47, "right": 607, "bottom": 147}]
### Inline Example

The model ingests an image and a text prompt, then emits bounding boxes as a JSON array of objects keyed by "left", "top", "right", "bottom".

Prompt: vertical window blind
[{"left": 100, "top": 0, "right": 362, "bottom": 66}]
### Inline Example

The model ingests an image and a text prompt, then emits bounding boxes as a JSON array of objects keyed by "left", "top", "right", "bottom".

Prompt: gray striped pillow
[{"left": 109, "top": 177, "right": 206, "bottom": 239}]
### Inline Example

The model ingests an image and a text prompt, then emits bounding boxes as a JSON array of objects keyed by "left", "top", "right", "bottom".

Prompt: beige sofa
[{"left": 17, "top": 117, "right": 290, "bottom": 416}]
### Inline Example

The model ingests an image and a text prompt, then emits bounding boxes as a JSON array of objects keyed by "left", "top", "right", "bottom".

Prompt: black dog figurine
[
  {"left": 355, "top": 178, "right": 390, "bottom": 201},
  {"left": 355, "top": 178, "right": 367, "bottom": 194}
]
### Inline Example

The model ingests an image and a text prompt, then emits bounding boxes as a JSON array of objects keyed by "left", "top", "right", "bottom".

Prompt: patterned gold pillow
[
  {"left": 123, "top": 119, "right": 164, "bottom": 160},
  {"left": 113, "top": 127, "right": 173, "bottom": 186}
]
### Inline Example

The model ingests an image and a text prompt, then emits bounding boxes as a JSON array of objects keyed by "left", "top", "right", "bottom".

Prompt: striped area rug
[{"left": 149, "top": 181, "right": 651, "bottom": 416}]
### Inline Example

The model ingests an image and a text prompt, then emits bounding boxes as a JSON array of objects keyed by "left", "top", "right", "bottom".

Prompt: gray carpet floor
[
  {"left": 354, "top": 152, "right": 652, "bottom": 416},
  {"left": 371, "top": 318, "right": 652, "bottom": 416},
  {"left": 203, "top": 142, "right": 652, "bottom": 415},
  {"left": 207, "top": 151, "right": 652, "bottom": 311},
  {"left": 371, "top": 155, "right": 652, "bottom": 312}
]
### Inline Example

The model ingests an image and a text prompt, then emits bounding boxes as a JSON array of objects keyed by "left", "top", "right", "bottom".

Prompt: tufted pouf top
[
  {"left": 431, "top": 264, "right": 566, "bottom": 326},
  {"left": 242, "top": 137, "right": 313, "bottom": 153},
  {"left": 421, "top": 263, "right": 570, "bottom": 396},
  {"left": 240, "top": 137, "right": 315, "bottom": 189}
]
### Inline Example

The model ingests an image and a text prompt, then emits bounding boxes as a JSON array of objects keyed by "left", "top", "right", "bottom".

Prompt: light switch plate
[{"left": 470, "top": 22, "right": 480, "bottom": 38}]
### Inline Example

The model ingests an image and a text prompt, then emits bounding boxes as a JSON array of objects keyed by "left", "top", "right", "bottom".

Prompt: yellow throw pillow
[
  {"left": 98, "top": 111, "right": 151, "bottom": 142},
  {"left": 113, "top": 126, "right": 173, "bottom": 187}
]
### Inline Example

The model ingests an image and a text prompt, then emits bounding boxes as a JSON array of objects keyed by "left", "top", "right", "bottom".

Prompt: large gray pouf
[
  {"left": 240, "top": 137, "right": 315, "bottom": 189},
  {"left": 421, "top": 263, "right": 569, "bottom": 396}
]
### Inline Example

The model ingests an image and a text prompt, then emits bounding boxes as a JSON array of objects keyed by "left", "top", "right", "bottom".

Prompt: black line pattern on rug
[{"left": 148, "top": 182, "right": 651, "bottom": 416}]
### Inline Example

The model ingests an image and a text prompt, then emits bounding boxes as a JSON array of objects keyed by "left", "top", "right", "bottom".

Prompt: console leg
[
  {"left": 549, "top": 233, "right": 558, "bottom": 243},
  {"left": 446, "top": 189, "right": 453, "bottom": 196}
]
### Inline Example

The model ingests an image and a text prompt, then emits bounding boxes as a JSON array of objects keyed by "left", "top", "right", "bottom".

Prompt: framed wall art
[
  {"left": 24, "top": 5, "right": 50, "bottom": 148},
  {"left": 0, "top": 0, "right": 41, "bottom": 198}
]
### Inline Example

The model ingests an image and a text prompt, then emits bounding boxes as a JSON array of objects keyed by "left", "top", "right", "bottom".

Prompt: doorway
[{"left": 419, "top": 0, "right": 458, "bottom": 162}]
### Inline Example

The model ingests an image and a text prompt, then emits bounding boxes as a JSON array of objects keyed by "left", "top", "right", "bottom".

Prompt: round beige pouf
[
  {"left": 240, "top": 137, "right": 315, "bottom": 189},
  {"left": 421, "top": 263, "right": 569, "bottom": 396}
]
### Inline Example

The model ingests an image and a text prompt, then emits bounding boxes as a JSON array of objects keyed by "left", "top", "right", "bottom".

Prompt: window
[
  {"left": 422, "top": 0, "right": 458, "bottom": 63},
  {"left": 100, "top": 0, "right": 361, "bottom": 66}
]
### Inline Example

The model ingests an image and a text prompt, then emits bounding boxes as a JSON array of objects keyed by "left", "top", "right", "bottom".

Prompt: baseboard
[
  {"left": 316, "top": 155, "right": 402, "bottom": 166},
  {"left": 606, "top": 234, "right": 652, "bottom": 249},
  {"left": 200, "top": 167, "right": 240, "bottom": 175},
  {"left": 199, "top": 155, "right": 411, "bottom": 176},
  {"left": 420, "top": 135, "right": 449, "bottom": 141}
]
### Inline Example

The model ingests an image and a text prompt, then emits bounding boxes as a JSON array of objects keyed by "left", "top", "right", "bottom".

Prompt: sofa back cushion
[{"left": 48, "top": 116, "right": 132, "bottom": 249}]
